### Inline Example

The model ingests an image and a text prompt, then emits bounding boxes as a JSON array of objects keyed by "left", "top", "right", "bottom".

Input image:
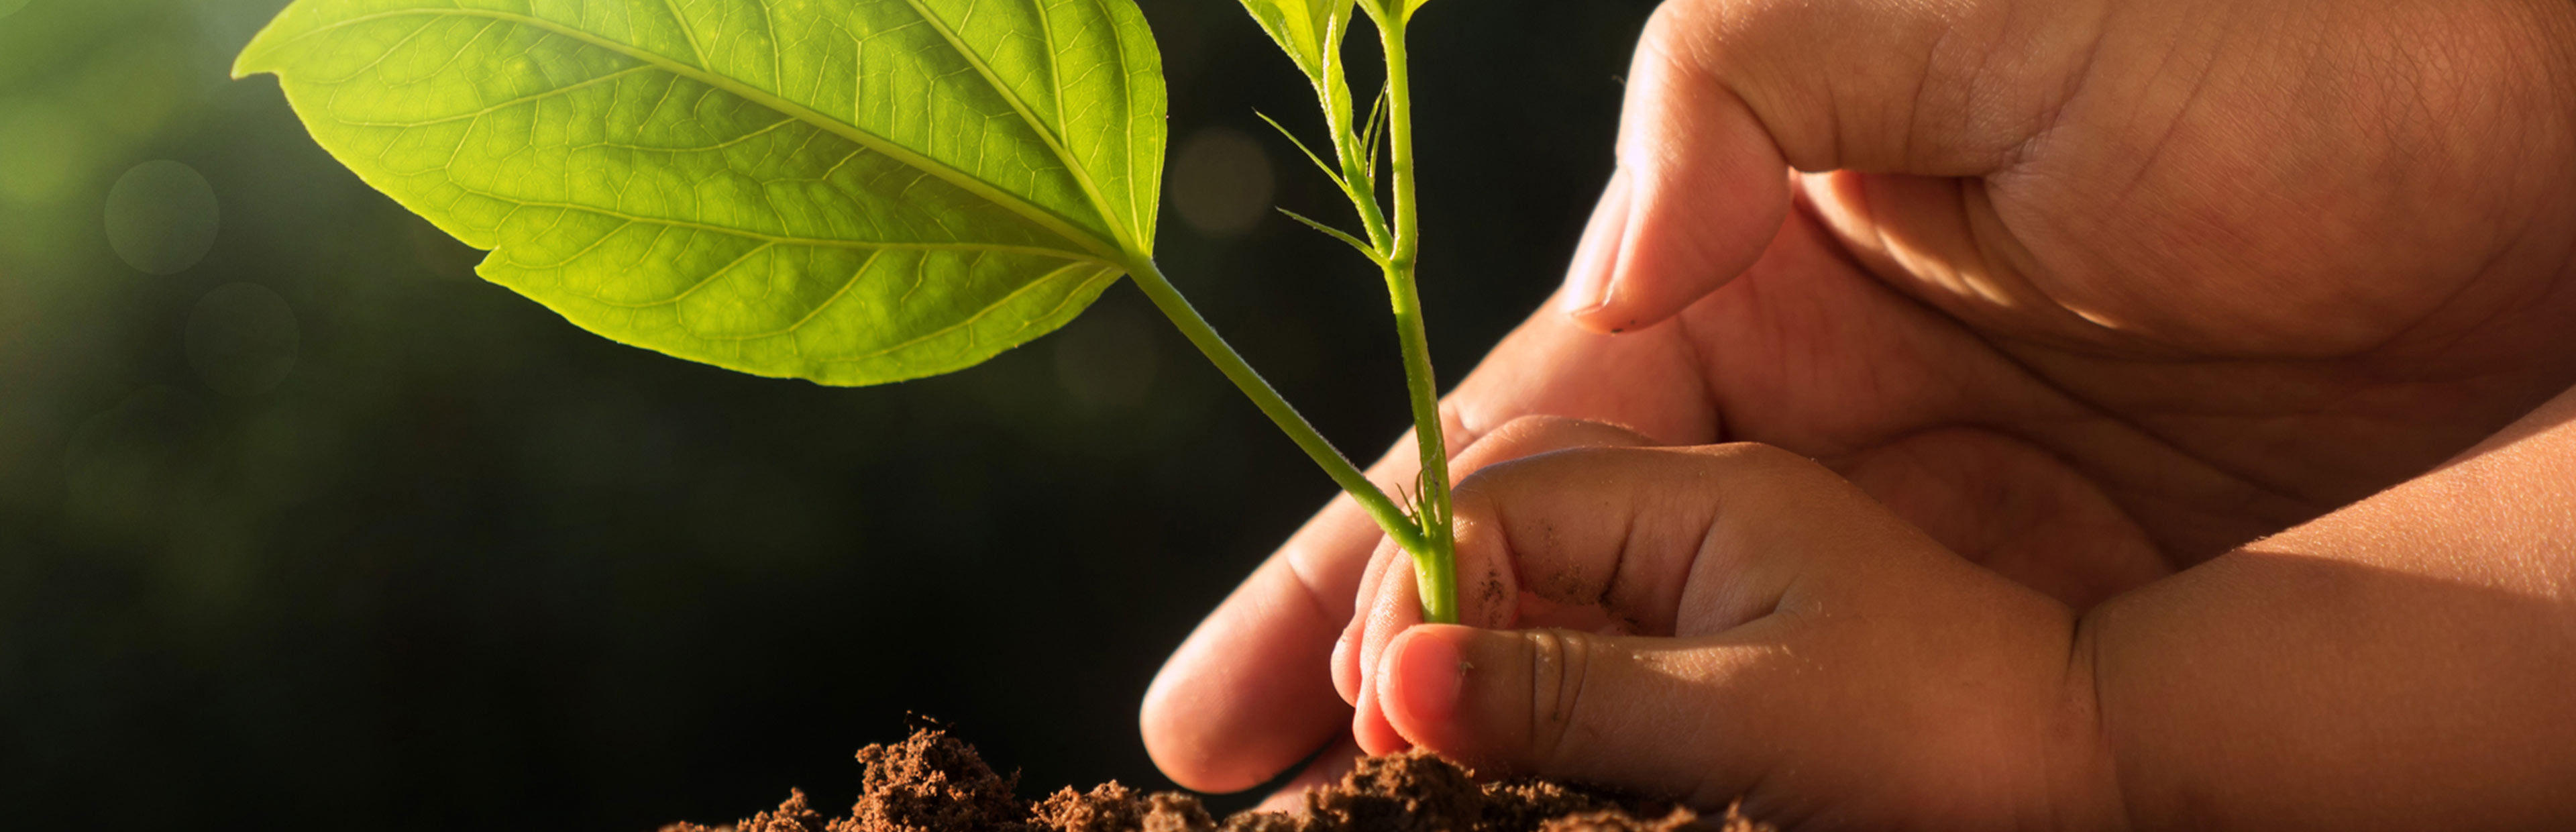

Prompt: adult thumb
[
  {"left": 1560, "top": 17, "right": 1789, "bottom": 335},
  {"left": 1561, "top": 0, "right": 2102, "bottom": 335},
  {"left": 1373, "top": 623, "right": 1768, "bottom": 807}
]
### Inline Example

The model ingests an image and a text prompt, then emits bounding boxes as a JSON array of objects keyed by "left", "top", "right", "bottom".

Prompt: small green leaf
[
  {"left": 1236, "top": 0, "right": 1355, "bottom": 84},
  {"left": 1276, "top": 208, "right": 1378, "bottom": 264},
  {"left": 1354, "top": 0, "right": 1431, "bottom": 25},
  {"left": 1254, "top": 111, "right": 1347, "bottom": 192},
  {"left": 1361, "top": 82, "right": 1390, "bottom": 183},
  {"left": 235, "top": 0, "right": 1165, "bottom": 386},
  {"left": 1240, "top": 0, "right": 1360, "bottom": 198}
]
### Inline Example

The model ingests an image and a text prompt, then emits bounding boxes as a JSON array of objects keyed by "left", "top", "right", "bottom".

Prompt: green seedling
[{"left": 233, "top": 0, "right": 1462, "bottom": 624}]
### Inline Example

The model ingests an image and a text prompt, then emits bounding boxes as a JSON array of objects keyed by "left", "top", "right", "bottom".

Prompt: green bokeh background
[{"left": 0, "top": 1, "right": 1657, "bottom": 828}]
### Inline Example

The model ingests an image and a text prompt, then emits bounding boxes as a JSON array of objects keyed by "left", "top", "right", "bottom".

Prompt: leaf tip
[
  {"left": 229, "top": 39, "right": 272, "bottom": 80},
  {"left": 229, "top": 3, "right": 307, "bottom": 80}
]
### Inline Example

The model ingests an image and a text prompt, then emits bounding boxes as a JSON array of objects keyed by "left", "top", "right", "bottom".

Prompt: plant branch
[
  {"left": 1126, "top": 259, "right": 1432, "bottom": 561},
  {"left": 1371, "top": 5, "right": 1458, "bottom": 626},
  {"left": 1256, "top": 110, "right": 1351, "bottom": 194},
  {"left": 1362, "top": 82, "right": 1391, "bottom": 185},
  {"left": 1279, "top": 207, "right": 1384, "bottom": 264},
  {"left": 1323, "top": 100, "right": 1392, "bottom": 252}
]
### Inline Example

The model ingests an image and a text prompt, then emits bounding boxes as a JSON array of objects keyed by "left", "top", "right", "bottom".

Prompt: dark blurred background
[{"left": 0, "top": 1, "right": 1658, "bottom": 828}]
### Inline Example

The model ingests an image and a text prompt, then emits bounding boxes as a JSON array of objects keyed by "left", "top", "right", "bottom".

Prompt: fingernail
[
  {"left": 1385, "top": 629, "right": 1466, "bottom": 731},
  {"left": 1562, "top": 168, "right": 1635, "bottom": 317}
]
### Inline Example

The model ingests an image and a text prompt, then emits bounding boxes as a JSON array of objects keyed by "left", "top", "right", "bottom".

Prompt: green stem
[
  {"left": 1128, "top": 260, "right": 1432, "bottom": 560},
  {"left": 1376, "top": 9, "right": 1458, "bottom": 626},
  {"left": 1339, "top": 142, "right": 1393, "bottom": 253},
  {"left": 1330, "top": 96, "right": 1391, "bottom": 252}
]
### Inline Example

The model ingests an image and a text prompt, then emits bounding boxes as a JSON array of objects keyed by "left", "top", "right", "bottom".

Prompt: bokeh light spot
[
  {"left": 184, "top": 282, "right": 299, "bottom": 397},
  {"left": 105, "top": 160, "right": 219, "bottom": 275},
  {"left": 1169, "top": 127, "right": 1275, "bottom": 238}
]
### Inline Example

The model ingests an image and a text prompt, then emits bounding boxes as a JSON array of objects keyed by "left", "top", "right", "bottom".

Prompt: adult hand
[{"left": 1144, "top": 0, "right": 2576, "bottom": 795}]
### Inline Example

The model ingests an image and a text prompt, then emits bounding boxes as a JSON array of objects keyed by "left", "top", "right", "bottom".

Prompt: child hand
[{"left": 1338, "top": 439, "right": 2116, "bottom": 829}]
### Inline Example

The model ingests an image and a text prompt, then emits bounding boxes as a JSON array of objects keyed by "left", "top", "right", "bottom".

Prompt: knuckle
[
  {"left": 1472, "top": 415, "right": 1608, "bottom": 460},
  {"left": 1642, "top": 0, "right": 1743, "bottom": 66},
  {"left": 1453, "top": 442, "right": 1628, "bottom": 503},
  {"left": 1450, "top": 451, "right": 1538, "bottom": 495},
  {"left": 1493, "top": 413, "right": 1587, "bottom": 437},
  {"left": 1640, "top": 2, "right": 1682, "bottom": 49},
  {"left": 1640, "top": 1, "right": 1703, "bottom": 56},
  {"left": 1437, "top": 400, "right": 1475, "bottom": 445},
  {"left": 1519, "top": 629, "right": 1597, "bottom": 768},
  {"left": 1703, "top": 441, "right": 1824, "bottom": 478},
  {"left": 1468, "top": 417, "right": 1563, "bottom": 462}
]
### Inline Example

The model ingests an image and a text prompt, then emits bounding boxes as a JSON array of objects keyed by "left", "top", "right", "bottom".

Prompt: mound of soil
[{"left": 661, "top": 730, "right": 1771, "bottom": 832}]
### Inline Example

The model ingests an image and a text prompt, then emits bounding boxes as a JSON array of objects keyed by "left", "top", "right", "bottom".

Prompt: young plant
[{"left": 233, "top": 0, "right": 1461, "bottom": 623}]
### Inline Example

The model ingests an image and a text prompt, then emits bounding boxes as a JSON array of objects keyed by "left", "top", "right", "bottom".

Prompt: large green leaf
[{"left": 235, "top": 0, "right": 1165, "bottom": 386}]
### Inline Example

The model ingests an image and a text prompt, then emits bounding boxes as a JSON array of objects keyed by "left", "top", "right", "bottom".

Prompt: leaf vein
[
  {"left": 890, "top": 0, "right": 1134, "bottom": 254},
  {"left": 446, "top": 183, "right": 1100, "bottom": 261},
  {"left": 663, "top": 0, "right": 711, "bottom": 68},
  {"left": 277, "top": 6, "right": 1124, "bottom": 264},
  {"left": 327, "top": 64, "right": 660, "bottom": 128},
  {"left": 817, "top": 260, "right": 1103, "bottom": 360}
]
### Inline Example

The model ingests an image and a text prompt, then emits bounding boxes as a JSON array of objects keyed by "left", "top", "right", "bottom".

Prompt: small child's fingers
[
  {"left": 1438, "top": 444, "right": 1833, "bottom": 637},
  {"left": 1350, "top": 565, "right": 1421, "bottom": 756},
  {"left": 1375, "top": 624, "right": 1761, "bottom": 803},
  {"left": 1366, "top": 445, "right": 2094, "bottom": 822},
  {"left": 1336, "top": 417, "right": 1659, "bottom": 706},
  {"left": 1433, "top": 442, "right": 1970, "bottom": 641},
  {"left": 1333, "top": 535, "right": 1408, "bottom": 705}
]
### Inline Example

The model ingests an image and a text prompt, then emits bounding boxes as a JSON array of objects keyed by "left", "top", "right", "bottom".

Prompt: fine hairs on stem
[{"left": 1230, "top": 0, "right": 1458, "bottom": 623}]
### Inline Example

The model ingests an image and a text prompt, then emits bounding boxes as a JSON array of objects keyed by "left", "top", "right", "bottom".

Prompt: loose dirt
[{"left": 661, "top": 729, "right": 1772, "bottom": 832}]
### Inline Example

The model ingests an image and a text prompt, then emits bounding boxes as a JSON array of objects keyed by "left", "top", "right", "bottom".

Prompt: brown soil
[{"left": 661, "top": 730, "right": 1772, "bottom": 832}]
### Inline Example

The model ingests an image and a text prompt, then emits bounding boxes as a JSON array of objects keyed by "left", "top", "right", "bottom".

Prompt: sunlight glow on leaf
[{"left": 234, "top": 0, "right": 1167, "bottom": 386}]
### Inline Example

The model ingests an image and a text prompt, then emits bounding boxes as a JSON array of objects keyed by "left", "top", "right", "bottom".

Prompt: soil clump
[{"left": 662, "top": 729, "right": 1771, "bottom": 832}]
